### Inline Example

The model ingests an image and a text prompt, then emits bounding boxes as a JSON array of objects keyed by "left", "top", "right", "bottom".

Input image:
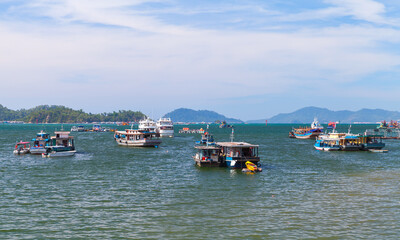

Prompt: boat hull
[
  {"left": 115, "top": 139, "right": 162, "bottom": 147},
  {"left": 294, "top": 131, "right": 322, "bottom": 139},
  {"left": 13, "top": 149, "right": 29, "bottom": 155},
  {"left": 29, "top": 147, "right": 47, "bottom": 155},
  {"left": 45, "top": 150, "right": 76, "bottom": 157},
  {"left": 225, "top": 157, "right": 260, "bottom": 169},
  {"left": 159, "top": 129, "right": 174, "bottom": 138}
]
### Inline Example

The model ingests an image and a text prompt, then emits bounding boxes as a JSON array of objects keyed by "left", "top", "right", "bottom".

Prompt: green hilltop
[{"left": 0, "top": 105, "right": 146, "bottom": 123}]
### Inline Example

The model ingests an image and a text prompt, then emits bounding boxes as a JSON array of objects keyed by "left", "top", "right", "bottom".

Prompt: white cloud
[
  {"left": 326, "top": 0, "right": 387, "bottom": 23},
  {"left": 1, "top": 0, "right": 400, "bottom": 118}
]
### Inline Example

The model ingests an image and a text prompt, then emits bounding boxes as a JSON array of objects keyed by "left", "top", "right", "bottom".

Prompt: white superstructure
[
  {"left": 156, "top": 118, "right": 174, "bottom": 137},
  {"left": 138, "top": 117, "right": 157, "bottom": 132}
]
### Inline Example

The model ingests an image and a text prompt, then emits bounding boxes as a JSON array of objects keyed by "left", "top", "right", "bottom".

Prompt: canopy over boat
[{"left": 216, "top": 142, "right": 259, "bottom": 148}]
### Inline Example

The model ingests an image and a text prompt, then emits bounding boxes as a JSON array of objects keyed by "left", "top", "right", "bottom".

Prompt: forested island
[{"left": 0, "top": 105, "right": 146, "bottom": 123}]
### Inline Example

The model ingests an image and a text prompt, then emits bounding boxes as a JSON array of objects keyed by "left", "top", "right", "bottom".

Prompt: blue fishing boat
[
  {"left": 30, "top": 130, "right": 50, "bottom": 155},
  {"left": 315, "top": 131, "right": 386, "bottom": 152}
]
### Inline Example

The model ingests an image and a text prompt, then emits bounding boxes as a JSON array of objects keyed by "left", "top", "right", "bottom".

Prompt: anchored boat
[
  {"left": 290, "top": 118, "right": 324, "bottom": 139},
  {"left": 217, "top": 141, "right": 260, "bottom": 168},
  {"left": 30, "top": 130, "right": 50, "bottom": 155},
  {"left": 156, "top": 118, "right": 174, "bottom": 137},
  {"left": 43, "top": 131, "right": 76, "bottom": 157},
  {"left": 314, "top": 131, "right": 386, "bottom": 152},
  {"left": 193, "top": 145, "right": 222, "bottom": 167},
  {"left": 13, "top": 141, "right": 30, "bottom": 155},
  {"left": 114, "top": 128, "right": 161, "bottom": 147}
]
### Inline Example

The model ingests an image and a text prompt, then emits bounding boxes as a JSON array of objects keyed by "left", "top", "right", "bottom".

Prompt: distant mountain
[
  {"left": 248, "top": 107, "right": 400, "bottom": 123},
  {"left": 163, "top": 108, "right": 243, "bottom": 123}
]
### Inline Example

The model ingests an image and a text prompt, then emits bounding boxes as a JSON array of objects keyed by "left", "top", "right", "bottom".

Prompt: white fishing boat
[
  {"left": 43, "top": 131, "right": 76, "bottom": 157},
  {"left": 156, "top": 117, "right": 174, "bottom": 137},
  {"left": 13, "top": 141, "right": 30, "bottom": 155},
  {"left": 138, "top": 117, "right": 157, "bottom": 132},
  {"left": 114, "top": 128, "right": 161, "bottom": 147}
]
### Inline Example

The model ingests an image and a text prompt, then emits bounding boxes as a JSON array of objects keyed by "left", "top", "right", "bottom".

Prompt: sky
[{"left": 1, "top": 0, "right": 400, "bottom": 121}]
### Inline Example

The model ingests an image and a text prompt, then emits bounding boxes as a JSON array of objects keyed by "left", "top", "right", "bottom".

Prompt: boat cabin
[
  {"left": 193, "top": 146, "right": 222, "bottom": 167},
  {"left": 216, "top": 142, "right": 260, "bottom": 168},
  {"left": 50, "top": 131, "right": 75, "bottom": 148}
]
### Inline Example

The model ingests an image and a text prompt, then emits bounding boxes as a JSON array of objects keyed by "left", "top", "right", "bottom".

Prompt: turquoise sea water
[{"left": 1, "top": 124, "right": 400, "bottom": 239}]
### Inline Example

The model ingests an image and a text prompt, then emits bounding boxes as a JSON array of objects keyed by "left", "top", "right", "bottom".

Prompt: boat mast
[{"left": 230, "top": 127, "right": 234, "bottom": 142}]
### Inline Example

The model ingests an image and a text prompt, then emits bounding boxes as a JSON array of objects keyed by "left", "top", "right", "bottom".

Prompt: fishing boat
[
  {"left": 114, "top": 128, "right": 161, "bottom": 147},
  {"left": 13, "top": 141, "right": 30, "bottom": 155},
  {"left": 30, "top": 130, "right": 50, "bottom": 155},
  {"left": 219, "top": 120, "right": 232, "bottom": 128},
  {"left": 193, "top": 145, "right": 222, "bottom": 167},
  {"left": 290, "top": 118, "right": 323, "bottom": 139},
  {"left": 362, "top": 135, "right": 385, "bottom": 150},
  {"left": 217, "top": 142, "right": 260, "bottom": 168},
  {"left": 315, "top": 131, "right": 386, "bottom": 152},
  {"left": 156, "top": 118, "right": 174, "bottom": 137},
  {"left": 43, "top": 131, "right": 76, "bottom": 157},
  {"left": 196, "top": 132, "right": 215, "bottom": 145}
]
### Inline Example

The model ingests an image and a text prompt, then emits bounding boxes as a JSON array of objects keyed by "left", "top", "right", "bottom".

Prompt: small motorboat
[
  {"left": 13, "top": 141, "right": 30, "bottom": 155},
  {"left": 244, "top": 161, "right": 262, "bottom": 172}
]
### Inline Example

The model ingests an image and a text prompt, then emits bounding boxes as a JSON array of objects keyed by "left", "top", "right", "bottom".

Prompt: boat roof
[
  {"left": 16, "top": 141, "right": 30, "bottom": 145},
  {"left": 194, "top": 146, "right": 221, "bottom": 150},
  {"left": 51, "top": 136, "right": 74, "bottom": 139},
  {"left": 115, "top": 130, "right": 155, "bottom": 135},
  {"left": 216, "top": 142, "right": 259, "bottom": 148}
]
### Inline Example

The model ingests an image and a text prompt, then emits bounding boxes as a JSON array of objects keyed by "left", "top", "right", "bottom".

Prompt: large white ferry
[
  {"left": 138, "top": 117, "right": 157, "bottom": 132},
  {"left": 156, "top": 118, "right": 174, "bottom": 137}
]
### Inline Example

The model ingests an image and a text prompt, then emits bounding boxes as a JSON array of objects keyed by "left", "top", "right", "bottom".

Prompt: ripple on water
[{"left": 1, "top": 124, "right": 400, "bottom": 239}]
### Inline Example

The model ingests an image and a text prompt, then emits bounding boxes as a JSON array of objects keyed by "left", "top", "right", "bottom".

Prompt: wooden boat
[
  {"left": 13, "top": 141, "right": 30, "bottom": 155},
  {"left": 290, "top": 118, "right": 323, "bottom": 139},
  {"left": 193, "top": 145, "right": 222, "bottom": 167},
  {"left": 114, "top": 129, "right": 161, "bottom": 147},
  {"left": 43, "top": 131, "right": 76, "bottom": 157},
  {"left": 217, "top": 142, "right": 260, "bottom": 168},
  {"left": 315, "top": 131, "right": 386, "bottom": 152}
]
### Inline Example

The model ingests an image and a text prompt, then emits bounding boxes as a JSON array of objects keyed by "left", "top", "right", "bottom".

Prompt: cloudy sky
[{"left": 1, "top": 0, "right": 400, "bottom": 120}]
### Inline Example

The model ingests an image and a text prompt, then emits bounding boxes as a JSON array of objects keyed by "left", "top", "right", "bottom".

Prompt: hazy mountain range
[
  {"left": 1, "top": 105, "right": 399, "bottom": 124},
  {"left": 248, "top": 107, "right": 400, "bottom": 124}
]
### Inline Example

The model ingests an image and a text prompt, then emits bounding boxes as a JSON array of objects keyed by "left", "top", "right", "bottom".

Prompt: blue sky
[{"left": 1, "top": 0, "right": 400, "bottom": 120}]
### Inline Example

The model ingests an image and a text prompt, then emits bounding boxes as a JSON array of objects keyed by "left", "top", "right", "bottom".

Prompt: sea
[{"left": 0, "top": 123, "right": 399, "bottom": 239}]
